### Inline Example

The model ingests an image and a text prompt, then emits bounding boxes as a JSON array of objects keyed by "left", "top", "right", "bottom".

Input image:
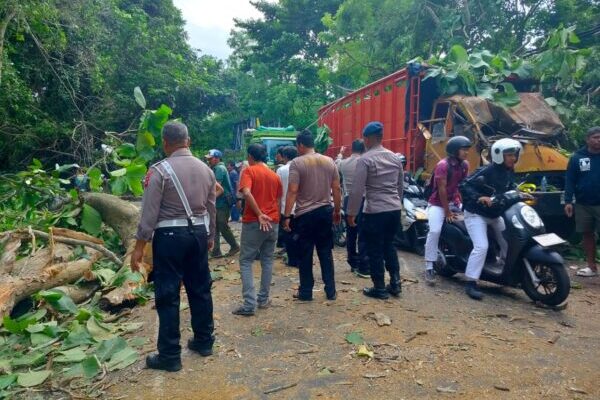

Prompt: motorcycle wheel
[
  {"left": 333, "top": 219, "right": 347, "bottom": 247},
  {"left": 433, "top": 238, "right": 456, "bottom": 277},
  {"left": 521, "top": 262, "right": 570, "bottom": 306}
]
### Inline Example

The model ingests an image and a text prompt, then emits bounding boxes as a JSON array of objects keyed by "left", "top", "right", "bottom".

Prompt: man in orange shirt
[{"left": 232, "top": 144, "right": 283, "bottom": 316}]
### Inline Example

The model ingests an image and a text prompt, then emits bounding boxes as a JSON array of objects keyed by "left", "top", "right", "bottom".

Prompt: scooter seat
[{"left": 450, "top": 218, "right": 468, "bottom": 235}]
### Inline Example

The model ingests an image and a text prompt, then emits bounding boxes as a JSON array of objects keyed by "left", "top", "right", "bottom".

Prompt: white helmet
[{"left": 491, "top": 138, "right": 522, "bottom": 164}]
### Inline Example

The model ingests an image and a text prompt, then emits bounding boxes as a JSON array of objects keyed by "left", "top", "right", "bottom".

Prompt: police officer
[
  {"left": 131, "top": 121, "right": 217, "bottom": 372},
  {"left": 347, "top": 121, "right": 404, "bottom": 300}
]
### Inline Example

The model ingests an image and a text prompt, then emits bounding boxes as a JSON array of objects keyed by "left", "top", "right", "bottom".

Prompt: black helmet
[{"left": 446, "top": 136, "right": 472, "bottom": 157}]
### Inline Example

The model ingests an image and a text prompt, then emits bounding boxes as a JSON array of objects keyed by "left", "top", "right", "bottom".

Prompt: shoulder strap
[{"left": 161, "top": 160, "right": 193, "bottom": 220}]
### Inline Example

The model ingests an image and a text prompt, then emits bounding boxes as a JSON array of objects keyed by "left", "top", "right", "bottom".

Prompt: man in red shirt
[{"left": 232, "top": 144, "right": 283, "bottom": 316}]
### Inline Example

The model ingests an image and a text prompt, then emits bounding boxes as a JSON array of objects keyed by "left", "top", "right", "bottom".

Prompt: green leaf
[
  {"left": 133, "top": 86, "right": 146, "bottom": 109},
  {"left": 55, "top": 348, "right": 88, "bottom": 363},
  {"left": 11, "top": 352, "right": 46, "bottom": 368},
  {"left": 448, "top": 45, "right": 468, "bottom": 64},
  {"left": 16, "top": 370, "right": 51, "bottom": 387},
  {"left": 0, "top": 374, "right": 17, "bottom": 390},
  {"left": 29, "top": 333, "right": 53, "bottom": 347},
  {"left": 81, "top": 355, "right": 101, "bottom": 379},
  {"left": 106, "top": 347, "right": 138, "bottom": 371},
  {"left": 86, "top": 318, "right": 115, "bottom": 341},
  {"left": 90, "top": 268, "right": 116, "bottom": 285},
  {"left": 116, "top": 143, "right": 137, "bottom": 158},
  {"left": 96, "top": 337, "right": 128, "bottom": 362},
  {"left": 110, "top": 176, "right": 129, "bottom": 196},
  {"left": 62, "top": 321, "right": 94, "bottom": 349},
  {"left": 344, "top": 331, "right": 364, "bottom": 345},
  {"left": 109, "top": 168, "right": 127, "bottom": 177},
  {"left": 87, "top": 167, "right": 103, "bottom": 191},
  {"left": 35, "top": 289, "right": 78, "bottom": 314},
  {"left": 545, "top": 97, "right": 558, "bottom": 107},
  {"left": 81, "top": 204, "right": 102, "bottom": 236}
]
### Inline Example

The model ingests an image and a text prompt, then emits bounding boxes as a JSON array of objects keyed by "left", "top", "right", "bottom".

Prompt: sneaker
[
  {"left": 425, "top": 269, "right": 436, "bottom": 286},
  {"left": 257, "top": 299, "right": 271, "bottom": 309},
  {"left": 146, "top": 354, "right": 182, "bottom": 372},
  {"left": 465, "top": 281, "right": 483, "bottom": 300},
  {"left": 231, "top": 306, "right": 255, "bottom": 316},
  {"left": 187, "top": 339, "right": 213, "bottom": 357},
  {"left": 210, "top": 252, "right": 224, "bottom": 259},
  {"left": 226, "top": 247, "right": 240, "bottom": 257},
  {"left": 576, "top": 266, "right": 598, "bottom": 277}
]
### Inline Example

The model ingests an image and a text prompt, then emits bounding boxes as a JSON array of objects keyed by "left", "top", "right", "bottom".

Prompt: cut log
[
  {"left": 81, "top": 193, "right": 153, "bottom": 309},
  {"left": 53, "top": 281, "right": 101, "bottom": 304},
  {"left": 81, "top": 193, "right": 140, "bottom": 249},
  {"left": 51, "top": 227, "right": 105, "bottom": 245},
  {"left": 0, "top": 251, "right": 100, "bottom": 320}
]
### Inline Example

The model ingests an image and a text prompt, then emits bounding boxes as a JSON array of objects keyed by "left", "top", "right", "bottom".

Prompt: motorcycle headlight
[
  {"left": 511, "top": 215, "right": 524, "bottom": 230},
  {"left": 520, "top": 205, "right": 543, "bottom": 229},
  {"left": 415, "top": 208, "right": 427, "bottom": 220}
]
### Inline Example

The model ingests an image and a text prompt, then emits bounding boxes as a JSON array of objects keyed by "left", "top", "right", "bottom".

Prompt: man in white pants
[
  {"left": 458, "top": 138, "right": 522, "bottom": 300},
  {"left": 423, "top": 136, "right": 472, "bottom": 284}
]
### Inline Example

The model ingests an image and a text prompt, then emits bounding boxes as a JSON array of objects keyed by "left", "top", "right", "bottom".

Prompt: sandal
[{"left": 576, "top": 266, "right": 598, "bottom": 277}]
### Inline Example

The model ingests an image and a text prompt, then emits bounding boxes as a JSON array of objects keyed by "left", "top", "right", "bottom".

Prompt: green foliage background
[{"left": 0, "top": 0, "right": 598, "bottom": 171}]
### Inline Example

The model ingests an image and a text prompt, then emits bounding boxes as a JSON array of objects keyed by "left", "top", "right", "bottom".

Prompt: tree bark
[
  {"left": 0, "top": 252, "right": 101, "bottom": 320},
  {"left": 81, "top": 192, "right": 152, "bottom": 310}
]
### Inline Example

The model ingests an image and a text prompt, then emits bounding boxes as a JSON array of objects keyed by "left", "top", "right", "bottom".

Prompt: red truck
[{"left": 318, "top": 63, "right": 573, "bottom": 237}]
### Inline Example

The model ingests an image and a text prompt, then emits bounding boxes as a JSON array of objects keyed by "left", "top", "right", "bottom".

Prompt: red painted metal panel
[{"left": 320, "top": 68, "right": 412, "bottom": 161}]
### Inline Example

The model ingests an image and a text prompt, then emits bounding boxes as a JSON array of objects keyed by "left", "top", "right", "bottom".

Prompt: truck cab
[{"left": 243, "top": 126, "right": 297, "bottom": 167}]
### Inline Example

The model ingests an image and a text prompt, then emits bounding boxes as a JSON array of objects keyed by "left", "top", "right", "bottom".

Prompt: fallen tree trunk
[
  {"left": 0, "top": 252, "right": 100, "bottom": 320},
  {"left": 81, "top": 193, "right": 153, "bottom": 310},
  {"left": 54, "top": 281, "right": 101, "bottom": 304}
]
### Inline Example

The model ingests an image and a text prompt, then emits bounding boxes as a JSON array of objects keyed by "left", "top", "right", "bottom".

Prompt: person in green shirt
[{"left": 205, "top": 149, "right": 240, "bottom": 257}]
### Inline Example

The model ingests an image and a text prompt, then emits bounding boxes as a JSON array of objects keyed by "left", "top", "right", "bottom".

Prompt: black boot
[
  {"left": 465, "top": 281, "right": 483, "bottom": 300},
  {"left": 188, "top": 338, "right": 214, "bottom": 357},
  {"left": 386, "top": 272, "right": 402, "bottom": 297},
  {"left": 363, "top": 286, "right": 390, "bottom": 300},
  {"left": 146, "top": 353, "right": 182, "bottom": 372}
]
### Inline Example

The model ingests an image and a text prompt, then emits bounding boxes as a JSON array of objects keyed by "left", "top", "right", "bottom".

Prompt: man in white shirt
[
  {"left": 276, "top": 146, "right": 299, "bottom": 267},
  {"left": 336, "top": 139, "right": 368, "bottom": 277}
]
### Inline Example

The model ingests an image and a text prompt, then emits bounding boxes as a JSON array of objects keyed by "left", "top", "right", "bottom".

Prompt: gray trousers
[{"left": 239, "top": 222, "right": 278, "bottom": 309}]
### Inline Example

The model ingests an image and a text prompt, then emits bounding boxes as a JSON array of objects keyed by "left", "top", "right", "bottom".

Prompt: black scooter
[
  {"left": 394, "top": 174, "right": 428, "bottom": 256},
  {"left": 434, "top": 190, "right": 570, "bottom": 306}
]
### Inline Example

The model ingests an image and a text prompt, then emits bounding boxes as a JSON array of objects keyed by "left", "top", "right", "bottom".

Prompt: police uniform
[
  {"left": 347, "top": 122, "right": 404, "bottom": 299},
  {"left": 136, "top": 148, "right": 217, "bottom": 364}
]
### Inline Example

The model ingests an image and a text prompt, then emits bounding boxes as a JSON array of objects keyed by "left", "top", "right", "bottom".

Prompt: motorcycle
[
  {"left": 434, "top": 190, "right": 570, "bottom": 306},
  {"left": 333, "top": 208, "right": 347, "bottom": 247},
  {"left": 394, "top": 174, "right": 428, "bottom": 256}
]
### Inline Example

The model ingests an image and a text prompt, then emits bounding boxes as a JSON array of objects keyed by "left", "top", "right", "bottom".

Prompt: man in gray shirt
[
  {"left": 131, "top": 122, "right": 217, "bottom": 371},
  {"left": 347, "top": 121, "right": 404, "bottom": 300},
  {"left": 283, "top": 131, "right": 342, "bottom": 301},
  {"left": 336, "top": 139, "right": 368, "bottom": 277}
]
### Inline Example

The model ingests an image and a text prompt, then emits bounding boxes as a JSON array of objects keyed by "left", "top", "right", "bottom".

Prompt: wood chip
[
  {"left": 568, "top": 387, "right": 587, "bottom": 394},
  {"left": 547, "top": 334, "right": 560, "bottom": 344},
  {"left": 494, "top": 384, "right": 510, "bottom": 391},
  {"left": 363, "top": 372, "right": 387, "bottom": 379},
  {"left": 264, "top": 382, "right": 298, "bottom": 394},
  {"left": 436, "top": 386, "right": 457, "bottom": 393},
  {"left": 405, "top": 331, "right": 428, "bottom": 343}
]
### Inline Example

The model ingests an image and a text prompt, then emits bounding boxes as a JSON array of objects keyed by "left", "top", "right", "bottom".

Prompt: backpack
[{"left": 423, "top": 158, "right": 468, "bottom": 201}]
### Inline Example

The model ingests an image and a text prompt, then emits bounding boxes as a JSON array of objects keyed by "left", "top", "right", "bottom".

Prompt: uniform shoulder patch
[{"left": 144, "top": 168, "right": 154, "bottom": 188}]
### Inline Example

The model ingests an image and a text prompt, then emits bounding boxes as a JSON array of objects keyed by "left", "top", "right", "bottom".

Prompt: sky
[{"left": 173, "top": 0, "right": 265, "bottom": 60}]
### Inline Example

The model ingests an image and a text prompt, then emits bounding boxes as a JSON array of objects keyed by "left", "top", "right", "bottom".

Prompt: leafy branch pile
[{"left": 0, "top": 281, "right": 146, "bottom": 398}]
